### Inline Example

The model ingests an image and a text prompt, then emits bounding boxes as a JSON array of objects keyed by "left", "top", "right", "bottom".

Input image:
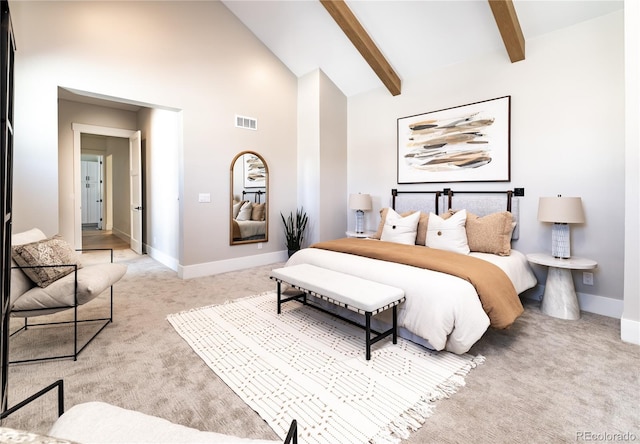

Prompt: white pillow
[
  {"left": 426, "top": 209, "right": 470, "bottom": 254},
  {"left": 380, "top": 208, "right": 420, "bottom": 245},
  {"left": 236, "top": 201, "right": 253, "bottom": 221},
  {"left": 232, "top": 200, "right": 244, "bottom": 219}
]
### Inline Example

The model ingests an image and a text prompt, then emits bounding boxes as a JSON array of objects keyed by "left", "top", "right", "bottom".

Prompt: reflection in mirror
[{"left": 230, "top": 151, "right": 268, "bottom": 245}]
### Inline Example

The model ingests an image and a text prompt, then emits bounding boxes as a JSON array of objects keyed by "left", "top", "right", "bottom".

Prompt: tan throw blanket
[{"left": 311, "top": 238, "right": 523, "bottom": 329}]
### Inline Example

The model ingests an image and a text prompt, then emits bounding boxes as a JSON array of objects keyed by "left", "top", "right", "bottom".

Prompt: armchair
[{"left": 9, "top": 229, "right": 127, "bottom": 364}]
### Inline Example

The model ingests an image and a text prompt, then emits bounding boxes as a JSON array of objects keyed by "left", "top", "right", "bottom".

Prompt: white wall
[
  {"left": 622, "top": 0, "right": 640, "bottom": 344},
  {"left": 11, "top": 0, "right": 298, "bottom": 277},
  {"left": 297, "top": 69, "right": 348, "bottom": 246},
  {"left": 348, "top": 12, "right": 626, "bottom": 315},
  {"left": 297, "top": 70, "right": 322, "bottom": 247},
  {"left": 138, "top": 107, "right": 181, "bottom": 269},
  {"left": 107, "top": 137, "right": 130, "bottom": 240},
  {"left": 318, "top": 71, "right": 348, "bottom": 242}
]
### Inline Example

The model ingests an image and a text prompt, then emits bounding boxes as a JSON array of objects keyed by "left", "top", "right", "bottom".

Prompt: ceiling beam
[
  {"left": 488, "top": 0, "right": 525, "bottom": 63},
  {"left": 320, "top": 0, "right": 401, "bottom": 96}
]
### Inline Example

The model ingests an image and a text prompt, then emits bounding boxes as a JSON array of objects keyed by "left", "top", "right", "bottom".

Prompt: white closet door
[{"left": 81, "top": 160, "right": 101, "bottom": 225}]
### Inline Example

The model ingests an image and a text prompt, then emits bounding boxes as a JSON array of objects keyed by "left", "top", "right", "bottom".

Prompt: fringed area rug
[{"left": 167, "top": 292, "right": 484, "bottom": 444}]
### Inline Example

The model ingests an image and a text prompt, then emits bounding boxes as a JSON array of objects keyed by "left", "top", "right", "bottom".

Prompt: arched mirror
[{"left": 230, "top": 151, "right": 268, "bottom": 245}]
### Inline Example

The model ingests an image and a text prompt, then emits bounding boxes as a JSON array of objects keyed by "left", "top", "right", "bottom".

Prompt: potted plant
[{"left": 281, "top": 207, "right": 308, "bottom": 257}]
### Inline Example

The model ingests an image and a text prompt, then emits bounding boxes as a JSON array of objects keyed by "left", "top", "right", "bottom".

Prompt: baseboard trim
[
  {"left": 178, "top": 250, "right": 288, "bottom": 279},
  {"left": 524, "top": 284, "right": 623, "bottom": 318},
  {"left": 111, "top": 227, "right": 130, "bottom": 244},
  {"left": 146, "top": 245, "right": 179, "bottom": 272},
  {"left": 621, "top": 317, "right": 640, "bottom": 346}
]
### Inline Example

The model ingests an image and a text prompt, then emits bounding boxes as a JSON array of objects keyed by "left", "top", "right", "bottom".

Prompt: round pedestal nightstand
[{"left": 527, "top": 253, "right": 597, "bottom": 320}]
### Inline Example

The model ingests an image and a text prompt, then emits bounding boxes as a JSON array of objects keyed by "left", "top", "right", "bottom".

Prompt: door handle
[{"left": 134, "top": 206, "right": 143, "bottom": 211}]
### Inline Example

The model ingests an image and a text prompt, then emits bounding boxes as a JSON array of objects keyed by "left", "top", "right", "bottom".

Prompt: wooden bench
[{"left": 270, "top": 264, "right": 405, "bottom": 360}]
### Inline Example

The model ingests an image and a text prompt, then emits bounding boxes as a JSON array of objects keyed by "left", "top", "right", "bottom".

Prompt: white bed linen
[{"left": 285, "top": 246, "right": 536, "bottom": 354}]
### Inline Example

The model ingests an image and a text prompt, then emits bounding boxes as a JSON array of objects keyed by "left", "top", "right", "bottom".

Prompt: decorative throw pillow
[
  {"left": 235, "top": 201, "right": 253, "bottom": 221},
  {"left": 11, "top": 236, "right": 83, "bottom": 288},
  {"left": 232, "top": 200, "right": 245, "bottom": 219},
  {"left": 426, "top": 209, "right": 470, "bottom": 254},
  {"left": 414, "top": 212, "right": 430, "bottom": 246},
  {"left": 251, "top": 203, "right": 266, "bottom": 221},
  {"left": 373, "top": 208, "right": 429, "bottom": 245},
  {"left": 465, "top": 211, "right": 514, "bottom": 256},
  {"left": 380, "top": 208, "right": 421, "bottom": 245},
  {"left": 373, "top": 208, "right": 393, "bottom": 239}
]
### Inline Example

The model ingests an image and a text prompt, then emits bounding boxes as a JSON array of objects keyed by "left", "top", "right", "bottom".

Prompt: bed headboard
[
  {"left": 392, "top": 189, "right": 442, "bottom": 215},
  {"left": 242, "top": 190, "right": 265, "bottom": 203},
  {"left": 391, "top": 188, "right": 524, "bottom": 240}
]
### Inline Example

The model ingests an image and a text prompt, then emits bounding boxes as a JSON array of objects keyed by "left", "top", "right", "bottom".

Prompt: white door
[
  {"left": 129, "top": 131, "right": 143, "bottom": 254},
  {"left": 81, "top": 160, "right": 102, "bottom": 226}
]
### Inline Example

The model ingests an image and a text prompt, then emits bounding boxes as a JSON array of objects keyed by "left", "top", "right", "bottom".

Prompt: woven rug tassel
[{"left": 371, "top": 397, "right": 436, "bottom": 444}]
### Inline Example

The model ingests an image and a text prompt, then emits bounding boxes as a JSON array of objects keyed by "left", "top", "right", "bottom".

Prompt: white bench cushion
[{"left": 271, "top": 264, "right": 404, "bottom": 313}]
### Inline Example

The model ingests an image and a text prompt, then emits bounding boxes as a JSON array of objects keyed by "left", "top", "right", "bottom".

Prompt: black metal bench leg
[
  {"left": 277, "top": 281, "right": 282, "bottom": 314},
  {"left": 365, "top": 312, "right": 372, "bottom": 360},
  {"left": 393, "top": 305, "right": 398, "bottom": 344}
]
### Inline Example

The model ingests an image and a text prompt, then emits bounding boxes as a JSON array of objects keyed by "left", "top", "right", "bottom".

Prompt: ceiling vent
[{"left": 235, "top": 115, "right": 257, "bottom": 130}]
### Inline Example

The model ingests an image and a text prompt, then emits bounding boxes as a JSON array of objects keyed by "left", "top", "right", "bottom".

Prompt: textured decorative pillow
[
  {"left": 251, "top": 203, "right": 266, "bottom": 221},
  {"left": 380, "top": 208, "right": 421, "bottom": 245},
  {"left": 426, "top": 209, "right": 470, "bottom": 254},
  {"left": 11, "top": 236, "right": 83, "bottom": 288},
  {"left": 465, "top": 211, "right": 514, "bottom": 256},
  {"left": 11, "top": 228, "right": 47, "bottom": 303},
  {"left": 235, "top": 201, "right": 253, "bottom": 221},
  {"left": 373, "top": 208, "right": 429, "bottom": 245}
]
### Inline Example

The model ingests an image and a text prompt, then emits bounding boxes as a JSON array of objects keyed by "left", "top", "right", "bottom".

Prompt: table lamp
[
  {"left": 349, "top": 193, "right": 372, "bottom": 234},
  {"left": 537, "top": 195, "right": 585, "bottom": 259}
]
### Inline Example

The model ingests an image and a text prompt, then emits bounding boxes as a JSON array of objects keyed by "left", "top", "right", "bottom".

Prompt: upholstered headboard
[
  {"left": 392, "top": 190, "right": 442, "bottom": 215},
  {"left": 391, "top": 188, "right": 524, "bottom": 240}
]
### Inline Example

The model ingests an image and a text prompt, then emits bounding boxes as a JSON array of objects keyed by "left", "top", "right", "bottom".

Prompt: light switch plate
[{"left": 198, "top": 193, "right": 211, "bottom": 203}]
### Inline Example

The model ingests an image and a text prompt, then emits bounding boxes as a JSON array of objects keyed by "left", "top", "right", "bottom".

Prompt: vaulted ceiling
[{"left": 221, "top": 0, "right": 623, "bottom": 97}]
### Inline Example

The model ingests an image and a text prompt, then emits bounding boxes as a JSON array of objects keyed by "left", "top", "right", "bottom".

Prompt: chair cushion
[
  {"left": 12, "top": 228, "right": 47, "bottom": 245},
  {"left": 49, "top": 402, "right": 281, "bottom": 444},
  {"left": 11, "top": 263, "right": 127, "bottom": 317}
]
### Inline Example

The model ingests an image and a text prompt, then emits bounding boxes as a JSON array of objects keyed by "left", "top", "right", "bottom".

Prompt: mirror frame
[{"left": 229, "top": 150, "right": 269, "bottom": 245}]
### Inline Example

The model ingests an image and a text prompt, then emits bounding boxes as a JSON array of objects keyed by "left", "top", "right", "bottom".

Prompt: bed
[
  {"left": 232, "top": 219, "right": 266, "bottom": 240},
  {"left": 285, "top": 189, "right": 537, "bottom": 354}
]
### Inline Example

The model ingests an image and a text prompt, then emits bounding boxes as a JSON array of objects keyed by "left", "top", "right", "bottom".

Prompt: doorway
[
  {"left": 79, "top": 147, "right": 129, "bottom": 250},
  {"left": 81, "top": 154, "right": 103, "bottom": 231},
  {"left": 73, "top": 124, "right": 142, "bottom": 253}
]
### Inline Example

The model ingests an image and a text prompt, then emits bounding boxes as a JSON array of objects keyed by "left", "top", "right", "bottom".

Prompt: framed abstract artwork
[
  {"left": 243, "top": 153, "right": 266, "bottom": 188},
  {"left": 397, "top": 96, "right": 511, "bottom": 184}
]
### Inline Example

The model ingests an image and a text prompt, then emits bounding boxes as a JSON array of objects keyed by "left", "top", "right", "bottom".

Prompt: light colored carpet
[
  {"left": 168, "top": 292, "right": 483, "bottom": 444},
  {"left": 2, "top": 251, "right": 639, "bottom": 443}
]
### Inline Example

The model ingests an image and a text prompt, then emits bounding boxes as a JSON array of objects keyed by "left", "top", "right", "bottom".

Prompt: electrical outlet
[
  {"left": 583, "top": 272, "right": 594, "bottom": 286},
  {"left": 257, "top": 243, "right": 262, "bottom": 250}
]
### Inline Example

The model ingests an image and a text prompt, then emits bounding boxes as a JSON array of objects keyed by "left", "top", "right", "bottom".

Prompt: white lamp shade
[
  {"left": 349, "top": 193, "right": 372, "bottom": 211},
  {"left": 537, "top": 197, "right": 585, "bottom": 224}
]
